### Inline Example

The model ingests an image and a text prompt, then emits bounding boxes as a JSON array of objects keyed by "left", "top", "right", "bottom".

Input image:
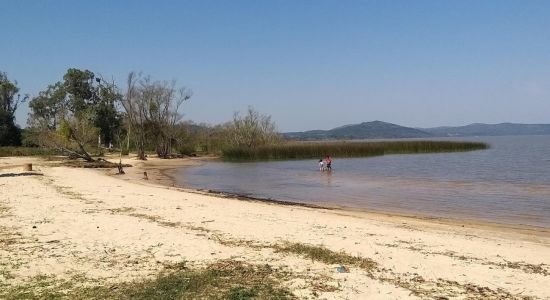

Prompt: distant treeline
[
  {"left": 1, "top": 68, "right": 280, "bottom": 160},
  {"left": 222, "top": 141, "right": 489, "bottom": 161}
]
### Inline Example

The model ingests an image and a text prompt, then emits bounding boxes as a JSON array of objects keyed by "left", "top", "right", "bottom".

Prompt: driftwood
[
  {"left": 56, "top": 147, "right": 95, "bottom": 162},
  {"left": 157, "top": 153, "right": 194, "bottom": 159},
  {"left": 61, "top": 160, "right": 132, "bottom": 169}
]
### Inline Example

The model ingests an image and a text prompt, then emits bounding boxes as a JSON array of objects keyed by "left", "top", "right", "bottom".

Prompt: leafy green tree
[
  {"left": 0, "top": 71, "right": 26, "bottom": 146},
  {"left": 28, "top": 68, "right": 122, "bottom": 161},
  {"left": 94, "top": 83, "right": 123, "bottom": 147},
  {"left": 0, "top": 110, "right": 21, "bottom": 146},
  {"left": 62, "top": 68, "right": 122, "bottom": 146},
  {"left": 27, "top": 82, "right": 65, "bottom": 129}
]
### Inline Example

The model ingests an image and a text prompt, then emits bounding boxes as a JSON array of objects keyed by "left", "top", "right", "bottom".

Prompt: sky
[{"left": 1, "top": 1, "right": 549, "bottom": 132}]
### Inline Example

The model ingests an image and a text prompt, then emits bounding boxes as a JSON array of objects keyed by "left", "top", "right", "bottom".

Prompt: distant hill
[
  {"left": 422, "top": 123, "right": 550, "bottom": 137},
  {"left": 283, "top": 121, "right": 432, "bottom": 140},
  {"left": 283, "top": 121, "right": 550, "bottom": 140}
]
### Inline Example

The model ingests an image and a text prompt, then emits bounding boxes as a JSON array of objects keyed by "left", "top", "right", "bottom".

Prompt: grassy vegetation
[
  {"left": 222, "top": 140, "right": 488, "bottom": 161},
  {"left": 275, "top": 242, "right": 377, "bottom": 272},
  {"left": 0, "top": 146, "right": 57, "bottom": 157},
  {"left": 1, "top": 260, "right": 294, "bottom": 300}
]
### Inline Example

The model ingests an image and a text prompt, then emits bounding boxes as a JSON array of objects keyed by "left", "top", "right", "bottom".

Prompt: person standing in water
[
  {"left": 319, "top": 159, "right": 325, "bottom": 171},
  {"left": 325, "top": 155, "right": 332, "bottom": 171}
]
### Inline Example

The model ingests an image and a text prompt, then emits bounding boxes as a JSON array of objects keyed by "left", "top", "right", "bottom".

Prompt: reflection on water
[{"left": 174, "top": 136, "right": 550, "bottom": 227}]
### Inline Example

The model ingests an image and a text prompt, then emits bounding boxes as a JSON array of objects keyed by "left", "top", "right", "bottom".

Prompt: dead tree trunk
[{"left": 69, "top": 130, "right": 94, "bottom": 162}]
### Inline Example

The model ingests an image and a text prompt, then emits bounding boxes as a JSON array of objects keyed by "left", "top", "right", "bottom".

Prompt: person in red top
[{"left": 325, "top": 155, "right": 332, "bottom": 171}]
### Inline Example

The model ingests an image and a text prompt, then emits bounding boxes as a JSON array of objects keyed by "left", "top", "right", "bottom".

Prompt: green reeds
[{"left": 222, "top": 140, "right": 488, "bottom": 161}]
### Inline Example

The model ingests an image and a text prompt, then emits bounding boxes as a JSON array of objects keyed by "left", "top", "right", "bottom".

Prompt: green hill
[{"left": 284, "top": 121, "right": 432, "bottom": 140}]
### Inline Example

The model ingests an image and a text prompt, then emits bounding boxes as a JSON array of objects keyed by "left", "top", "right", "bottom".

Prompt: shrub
[{"left": 0, "top": 146, "right": 57, "bottom": 157}]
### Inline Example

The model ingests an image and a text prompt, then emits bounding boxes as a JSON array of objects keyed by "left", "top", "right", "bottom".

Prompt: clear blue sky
[{"left": 2, "top": 0, "right": 549, "bottom": 131}]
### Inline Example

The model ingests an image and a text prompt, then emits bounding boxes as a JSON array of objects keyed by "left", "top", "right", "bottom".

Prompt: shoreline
[
  {"left": 2, "top": 156, "right": 550, "bottom": 298},
  {"left": 133, "top": 156, "right": 550, "bottom": 239}
]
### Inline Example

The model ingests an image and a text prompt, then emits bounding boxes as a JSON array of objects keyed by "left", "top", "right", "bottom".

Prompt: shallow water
[{"left": 173, "top": 136, "right": 550, "bottom": 227}]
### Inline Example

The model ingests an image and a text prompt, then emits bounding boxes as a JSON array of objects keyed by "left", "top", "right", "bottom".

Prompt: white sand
[{"left": 1, "top": 156, "right": 549, "bottom": 299}]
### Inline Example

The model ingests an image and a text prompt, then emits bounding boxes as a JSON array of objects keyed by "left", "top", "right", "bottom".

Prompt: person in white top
[{"left": 318, "top": 159, "right": 325, "bottom": 171}]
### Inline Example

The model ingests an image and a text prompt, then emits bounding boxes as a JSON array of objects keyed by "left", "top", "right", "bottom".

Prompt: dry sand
[{"left": 1, "top": 156, "right": 550, "bottom": 299}]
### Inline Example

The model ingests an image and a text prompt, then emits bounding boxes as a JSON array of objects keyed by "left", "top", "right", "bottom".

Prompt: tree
[
  {"left": 27, "top": 82, "right": 65, "bottom": 129},
  {"left": 92, "top": 80, "right": 123, "bottom": 147},
  {"left": 0, "top": 71, "right": 27, "bottom": 146},
  {"left": 120, "top": 72, "right": 147, "bottom": 160},
  {"left": 174, "top": 122, "right": 229, "bottom": 155},
  {"left": 121, "top": 72, "right": 192, "bottom": 159},
  {"left": 0, "top": 110, "right": 21, "bottom": 146},
  {"left": 28, "top": 68, "right": 122, "bottom": 161},
  {"left": 62, "top": 69, "right": 123, "bottom": 148},
  {"left": 227, "top": 106, "right": 280, "bottom": 148}
]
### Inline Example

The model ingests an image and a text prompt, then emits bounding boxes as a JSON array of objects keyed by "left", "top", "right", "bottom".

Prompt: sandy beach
[{"left": 1, "top": 156, "right": 550, "bottom": 299}]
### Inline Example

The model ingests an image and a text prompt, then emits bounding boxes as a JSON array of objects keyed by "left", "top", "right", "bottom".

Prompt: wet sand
[{"left": 141, "top": 157, "right": 550, "bottom": 240}]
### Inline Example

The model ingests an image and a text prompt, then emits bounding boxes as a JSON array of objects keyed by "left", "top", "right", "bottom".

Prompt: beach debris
[
  {"left": 32, "top": 225, "right": 37, "bottom": 229},
  {"left": 23, "top": 163, "right": 32, "bottom": 171},
  {"left": 336, "top": 265, "right": 349, "bottom": 273}
]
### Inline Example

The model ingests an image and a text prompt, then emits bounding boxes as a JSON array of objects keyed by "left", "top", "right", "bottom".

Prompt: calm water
[{"left": 174, "top": 136, "right": 550, "bottom": 227}]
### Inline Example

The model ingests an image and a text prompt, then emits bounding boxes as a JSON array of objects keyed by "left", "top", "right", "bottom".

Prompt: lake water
[{"left": 173, "top": 136, "right": 550, "bottom": 228}]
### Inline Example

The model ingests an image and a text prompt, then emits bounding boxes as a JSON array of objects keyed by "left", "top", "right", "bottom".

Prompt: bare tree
[
  {"left": 121, "top": 72, "right": 192, "bottom": 160},
  {"left": 120, "top": 72, "right": 146, "bottom": 160},
  {"left": 228, "top": 106, "right": 280, "bottom": 148}
]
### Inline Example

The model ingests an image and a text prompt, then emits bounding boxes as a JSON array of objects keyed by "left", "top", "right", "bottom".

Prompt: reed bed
[{"left": 222, "top": 140, "right": 488, "bottom": 161}]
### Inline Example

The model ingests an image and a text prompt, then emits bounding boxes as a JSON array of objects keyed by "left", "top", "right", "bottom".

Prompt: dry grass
[
  {"left": 1, "top": 260, "right": 295, "bottom": 300},
  {"left": 274, "top": 242, "right": 377, "bottom": 272}
]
